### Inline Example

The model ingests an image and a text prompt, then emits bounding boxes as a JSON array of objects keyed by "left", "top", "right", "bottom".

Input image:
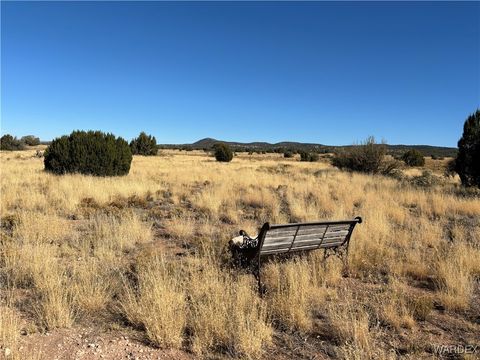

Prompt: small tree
[
  {"left": 213, "top": 143, "right": 233, "bottom": 162},
  {"left": 0, "top": 134, "right": 24, "bottom": 151},
  {"left": 21, "top": 135, "right": 40, "bottom": 146},
  {"left": 401, "top": 149, "right": 425, "bottom": 167},
  {"left": 455, "top": 110, "right": 480, "bottom": 187},
  {"left": 130, "top": 132, "right": 157, "bottom": 156},
  {"left": 44, "top": 130, "right": 132, "bottom": 176},
  {"left": 283, "top": 151, "right": 294, "bottom": 158}
]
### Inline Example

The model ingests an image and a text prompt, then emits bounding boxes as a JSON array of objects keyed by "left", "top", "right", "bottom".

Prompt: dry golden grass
[
  {"left": 187, "top": 262, "right": 271, "bottom": 357},
  {"left": 0, "top": 301, "right": 21, "bottom": 354},
  {"left": 1, "top": 149, "right": 479, "bottom": 358},
  {"left": 121, "top": 254, "right": 186, "bottom": 349}
]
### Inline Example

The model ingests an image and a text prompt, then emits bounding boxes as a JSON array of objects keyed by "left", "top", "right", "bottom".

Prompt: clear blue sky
[{"left": 1, "top": 2, "right": 479, "bottom": 147}]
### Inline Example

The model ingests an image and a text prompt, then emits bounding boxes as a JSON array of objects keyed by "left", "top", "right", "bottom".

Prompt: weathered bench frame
[{"left": 231, "top": 217, "right": 363, "bottom": 291}]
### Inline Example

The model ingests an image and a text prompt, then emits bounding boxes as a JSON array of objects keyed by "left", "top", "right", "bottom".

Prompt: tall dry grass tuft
[
  {"left": 88, "top": 211, "right": 152, "bottom": 255},
  {"left": 71, "top": 259, "right": 113, "bottom": 317},
  {"left": 13, "top": 211, "right": 71, "bottom": 245},
  {"left": 263, "top": 258, "right": 328, "bottom": 332},
  {"left": 32, "top": 263, "right": 75, "bottom": 330},
  {"left": 188, "top": 262, "right": 272, "bottom": 358},
  {"left": 434, "top": 242, "right": 478, "bottom": 311},
  {"left": 377, "top": 278, "right": 416, "bottom": 330},
  {"left": 121, "top": 255, "right": 186, "bottom": 349},
  {"left": 326, "top": 292, "right": 394, "bottom": 360},
  {"left": 164, "top": 216, "right": 195, "bottom": 241},
  {"left": 0, "top": 301, "right": 21, "bottom": 356}
]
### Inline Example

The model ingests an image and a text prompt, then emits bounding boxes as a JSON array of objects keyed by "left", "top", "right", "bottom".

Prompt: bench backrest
[{"left": 257, "top": 217, "right": 362, "bottom": 256}]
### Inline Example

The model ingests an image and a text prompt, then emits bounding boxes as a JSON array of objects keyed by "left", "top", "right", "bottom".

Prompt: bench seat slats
[
  {"left": 255, "top": 218, "right": 361, "bottom": 258},
  {"left": 265, "top": 228, "right": 297, "bottom": 236},
  {"left": 263, "top": 235, "right": 295, "bottom": 244},
  {"left": 324, "top": 230, "right": 349, "bottom": 238},
  {"left": 264, "top": 234, "right": 319, "bottom": 244},
  {"left": 262, "top": 243, "right": 293, "bottom": 251},
  {"left": 322, "top": 239, "right": 347, "bottom": 245},
  {"left": 263, "top": 230, "right": 350, "bottom": 245}
]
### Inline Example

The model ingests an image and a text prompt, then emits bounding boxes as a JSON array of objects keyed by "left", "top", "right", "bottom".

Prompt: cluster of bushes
[
  {"left": 409, "top": 170, "right": 442, "bottom": 188},
  {"left": 44, "top": 130, "right": 132, "bottom": 176},
  {"left": 299, "top": 151, "right": 319, "bottom": 162},
  {"left": 0, "top": 134, "right": 40, "bottom": 150},
  {"left": 129, "top": 132, "right": 158, "bottom": 155},
  {"left": 22, "top": 135, "right": 41, "bottom": 146},
  {"left": 331, "top": 137, "right": 399, "bottom": 175},
  {"left": 401, "top": 149, "right": 425, "bottom": 167},
  {"left": 329, "top": 110, "right": 479, "bottom": 189}
]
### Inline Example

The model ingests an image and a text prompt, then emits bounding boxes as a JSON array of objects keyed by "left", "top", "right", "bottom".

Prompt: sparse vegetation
[
  {"left": 44, "top": 130, "right": 132, "bottom": 176},
  {"left": 299, "top": 151, "right": 319, "bottom": 162},
  {"left": 402, "top": 149, "right": 425, "bottom": 166},
  {"left": 1, "top": 148, "right": 479, "bottom": 359},
  {"left": 331, "top": 136, "right": 400, "bottom": 175}
]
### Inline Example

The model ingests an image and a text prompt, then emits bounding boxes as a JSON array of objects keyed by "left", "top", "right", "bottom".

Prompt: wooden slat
[
  {"left": 296, "top": 225, "right": 328, "bottom": 233},
  {"left": 294, "top": 233, "right": 324, "bottom": 241},
  {"left": 324, "top": 230, "right": 349, "bottom": 238},
  {"left": 270, "top": 219, "right": 359, "bottom": 229},
  {"left": 262, "top": 242, "right": 294, "bottom": 251},
  {"left": 261, "top": 248, "right": 291, "bottom": 255},
  {"left": 327, "top": 225, "right": 351, "bottom": 231},
  {"left": 263, "top": 235, "right": 295, "bottom": 245},
  {"left": 266, "top": 228, "right": 297, "bottom": 236},
  {"left": 292, "top": 239, "right": 323, "bottom": 247},
  {"left": 322, "top": 236, "right": 347, "bottom": 243}
]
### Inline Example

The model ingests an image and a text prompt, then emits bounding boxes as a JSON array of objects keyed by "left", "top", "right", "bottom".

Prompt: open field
[{"left": 1, "top": 149, "right": 479, "bottom": 359}]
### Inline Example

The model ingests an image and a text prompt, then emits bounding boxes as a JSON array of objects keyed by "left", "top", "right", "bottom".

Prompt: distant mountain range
[{"left": 159, "top": 137, "right": 458, "bottom": 158}]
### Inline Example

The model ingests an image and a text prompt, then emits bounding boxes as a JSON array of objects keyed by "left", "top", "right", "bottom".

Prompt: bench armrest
[{"left": 237, "top": 230, "right": 259, "bottom": 249}]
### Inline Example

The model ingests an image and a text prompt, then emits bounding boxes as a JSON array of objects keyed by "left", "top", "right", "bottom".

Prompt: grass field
[{"left": 1, "top": 149, "right": 479, "bottom": 359}]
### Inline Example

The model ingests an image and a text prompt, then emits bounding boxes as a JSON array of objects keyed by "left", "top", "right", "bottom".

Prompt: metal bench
[{"left": 229, "top": 217, "right": 363, "bottom": 291}]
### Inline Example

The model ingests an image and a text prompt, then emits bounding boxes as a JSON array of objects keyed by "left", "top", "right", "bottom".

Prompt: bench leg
[
  {"left": 323, "top": 247, "right": 350, "bottom": 276},
  {"left": 252, "top": 258, "right": 266, "bottom": 296},
  {"left": 342, "top": 247, "right": 350, "bottom": 277}
]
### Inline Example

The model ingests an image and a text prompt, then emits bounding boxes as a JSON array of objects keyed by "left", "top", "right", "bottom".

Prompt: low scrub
[
  {"left": 402, "top": 149, "right": 425, "bottom": 166},
  {"left": 332, "top": 136, "right": 400, "bottom": 175},
  {"left": 44, "top": 130, "right": 132, "bottom": 176},
  {"left": 213, "top": 143, "right": 233, "bottom": 162},
  {"left": 0, "top": 134, "right": 25, "bottom": 151},
  {"left": 299, "top": 151, "right": 319, "bottom": 162}
]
